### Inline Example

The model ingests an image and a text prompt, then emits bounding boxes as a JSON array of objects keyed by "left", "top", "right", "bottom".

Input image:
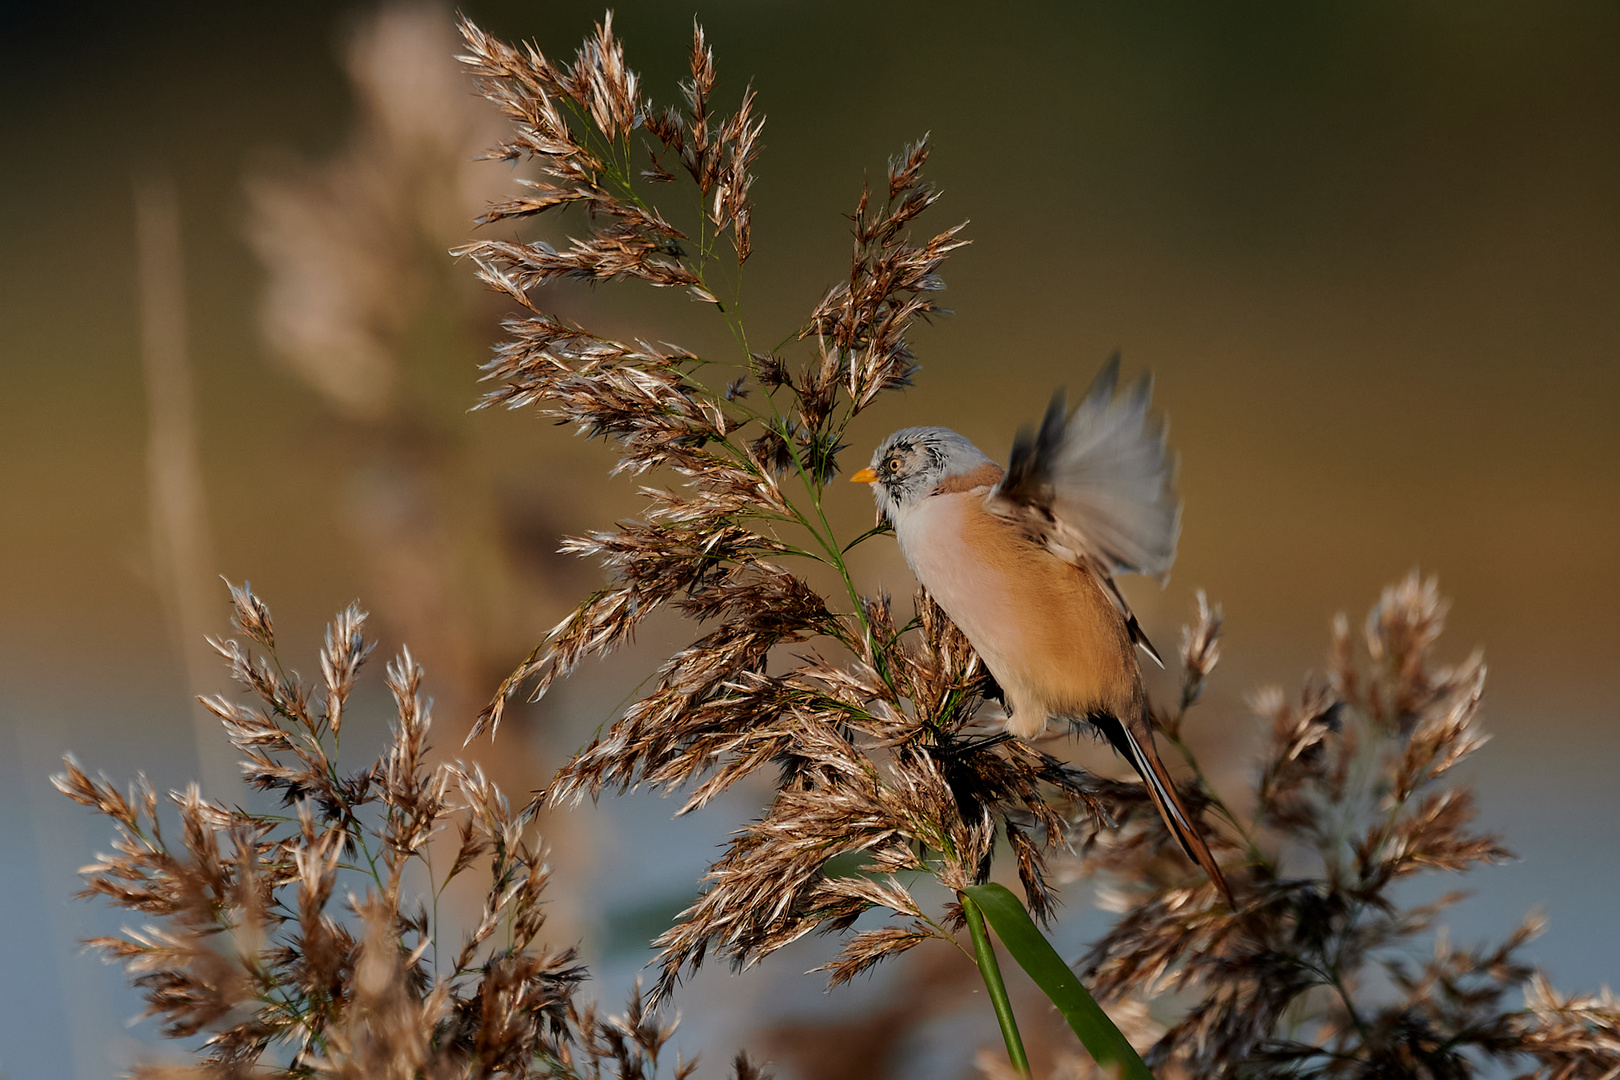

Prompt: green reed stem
[{"left": 961, "top": 891, "right": 1032, "bottom": 1080}]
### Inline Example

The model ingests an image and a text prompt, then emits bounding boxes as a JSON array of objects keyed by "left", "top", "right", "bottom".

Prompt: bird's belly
[
  {"left": 896, "top": 494, "right": 1135, "bottom": 734},
  {"left": 898, "top": 499, "right": 1032, "bottom": 660}
]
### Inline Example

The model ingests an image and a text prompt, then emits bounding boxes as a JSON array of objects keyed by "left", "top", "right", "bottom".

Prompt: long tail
[{"left": 1095, "top": 713, "right": 1235, "bottom": 907}]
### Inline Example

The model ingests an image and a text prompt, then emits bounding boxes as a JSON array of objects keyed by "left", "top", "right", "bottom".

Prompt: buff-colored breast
[{"left": 895, "top": 488, "right": 1140, "bottom": 737}]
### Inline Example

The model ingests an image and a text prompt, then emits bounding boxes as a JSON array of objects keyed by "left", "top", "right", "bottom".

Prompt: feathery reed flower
[
  {"left": 57, "top": 583, "right": 766, "bottom": 1078},
  {"left": 1070, "top": 573, "right": 1620, "bottom": 1079}
]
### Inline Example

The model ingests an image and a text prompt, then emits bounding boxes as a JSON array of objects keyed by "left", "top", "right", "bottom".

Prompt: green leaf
[{"left": 961, "top": 883, "right": 1154, "bottom": 1080}]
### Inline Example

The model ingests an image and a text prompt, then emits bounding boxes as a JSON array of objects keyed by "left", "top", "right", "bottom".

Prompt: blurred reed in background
[
  {"left": 244, "top": 1, "right": 565, "bottom": 750},
  {"left": 243, "top": 1, "right": 597, "bottom": 943}
]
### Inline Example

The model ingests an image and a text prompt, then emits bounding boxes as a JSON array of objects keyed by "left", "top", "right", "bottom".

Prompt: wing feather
[{"left": 987, "top": 354, "right": 1181, "bottom": 662}]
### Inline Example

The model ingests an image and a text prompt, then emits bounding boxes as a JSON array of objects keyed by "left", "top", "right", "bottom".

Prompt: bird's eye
[{"left": 885, "top": 455, "right": 904, "bottom": 473}]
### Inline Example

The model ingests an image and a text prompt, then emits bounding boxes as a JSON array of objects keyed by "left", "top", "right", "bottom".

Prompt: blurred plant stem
[{"left": 135, "top": 171, "right": 235, "bottom": 794}]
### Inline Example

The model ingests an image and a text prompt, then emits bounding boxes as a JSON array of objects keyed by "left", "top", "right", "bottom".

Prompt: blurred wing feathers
[{"left": 989, "top": 353, "right": 1181, "bottom": 585}]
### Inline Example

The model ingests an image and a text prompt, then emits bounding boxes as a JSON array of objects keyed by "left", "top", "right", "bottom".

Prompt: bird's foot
[{"left": 945, "top": 731, "right": 1014, "bottom": 756}]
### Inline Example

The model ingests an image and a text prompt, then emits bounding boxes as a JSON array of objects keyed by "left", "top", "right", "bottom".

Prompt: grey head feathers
[{"left": 866, "top": 426, "right": 995, "bottom": 525}]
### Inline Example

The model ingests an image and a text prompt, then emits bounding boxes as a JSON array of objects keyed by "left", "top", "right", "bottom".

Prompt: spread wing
[{"left": 986, "top": 353, "right": 1181, "bottom": 665}]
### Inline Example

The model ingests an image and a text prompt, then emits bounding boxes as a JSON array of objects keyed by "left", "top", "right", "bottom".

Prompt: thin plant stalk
[{"left": 962, "top": 891, "right": 1032, "bottom": 1080}]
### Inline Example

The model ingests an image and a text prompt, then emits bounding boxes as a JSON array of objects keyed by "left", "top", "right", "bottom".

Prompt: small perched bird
[{"left": 851, "top": 356, "right": 1232, "bottom": 904}]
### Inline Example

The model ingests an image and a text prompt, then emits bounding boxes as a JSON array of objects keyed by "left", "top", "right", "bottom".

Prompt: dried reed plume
[
  {"left": 247, "top": 1, "right": 508, "bottom": 420},
  {"left": 1058, "top": 574, "right": 1620, "bottom": 1079},
  {"left": 56, "top": 583, "right": 766, "bottom": 1078},
  {"left": 455, "top": 13, "right": 1131, "bottom": 1007}
]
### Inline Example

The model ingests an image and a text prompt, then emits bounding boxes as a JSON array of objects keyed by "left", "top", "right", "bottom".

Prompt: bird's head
[{"left": 850, "top": 426, "right": 995, "bottom": 525}]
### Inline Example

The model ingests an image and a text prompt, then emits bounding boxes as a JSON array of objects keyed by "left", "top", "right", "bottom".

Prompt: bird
[{"left": 850, "top": 355, "right": 1233, "bottom": 905}]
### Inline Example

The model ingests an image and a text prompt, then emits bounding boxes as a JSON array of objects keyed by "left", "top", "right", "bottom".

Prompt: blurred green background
[{"left": 2, "top": 2, "right": 1617, "bottom": 1077}]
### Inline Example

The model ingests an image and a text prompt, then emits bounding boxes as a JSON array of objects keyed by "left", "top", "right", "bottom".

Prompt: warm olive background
[{"left": 2, "top": 3, "right": 1617, "bottom": 1078}]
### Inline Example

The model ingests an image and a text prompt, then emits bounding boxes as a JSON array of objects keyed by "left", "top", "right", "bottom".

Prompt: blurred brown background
[{"left": 1, "top": 2, "right": 1616, "bottom": 1077}]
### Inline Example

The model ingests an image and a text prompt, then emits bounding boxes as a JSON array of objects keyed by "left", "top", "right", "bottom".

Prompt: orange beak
[{"left": 849, "top": 467, "right": 878, "bottom": 484}]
